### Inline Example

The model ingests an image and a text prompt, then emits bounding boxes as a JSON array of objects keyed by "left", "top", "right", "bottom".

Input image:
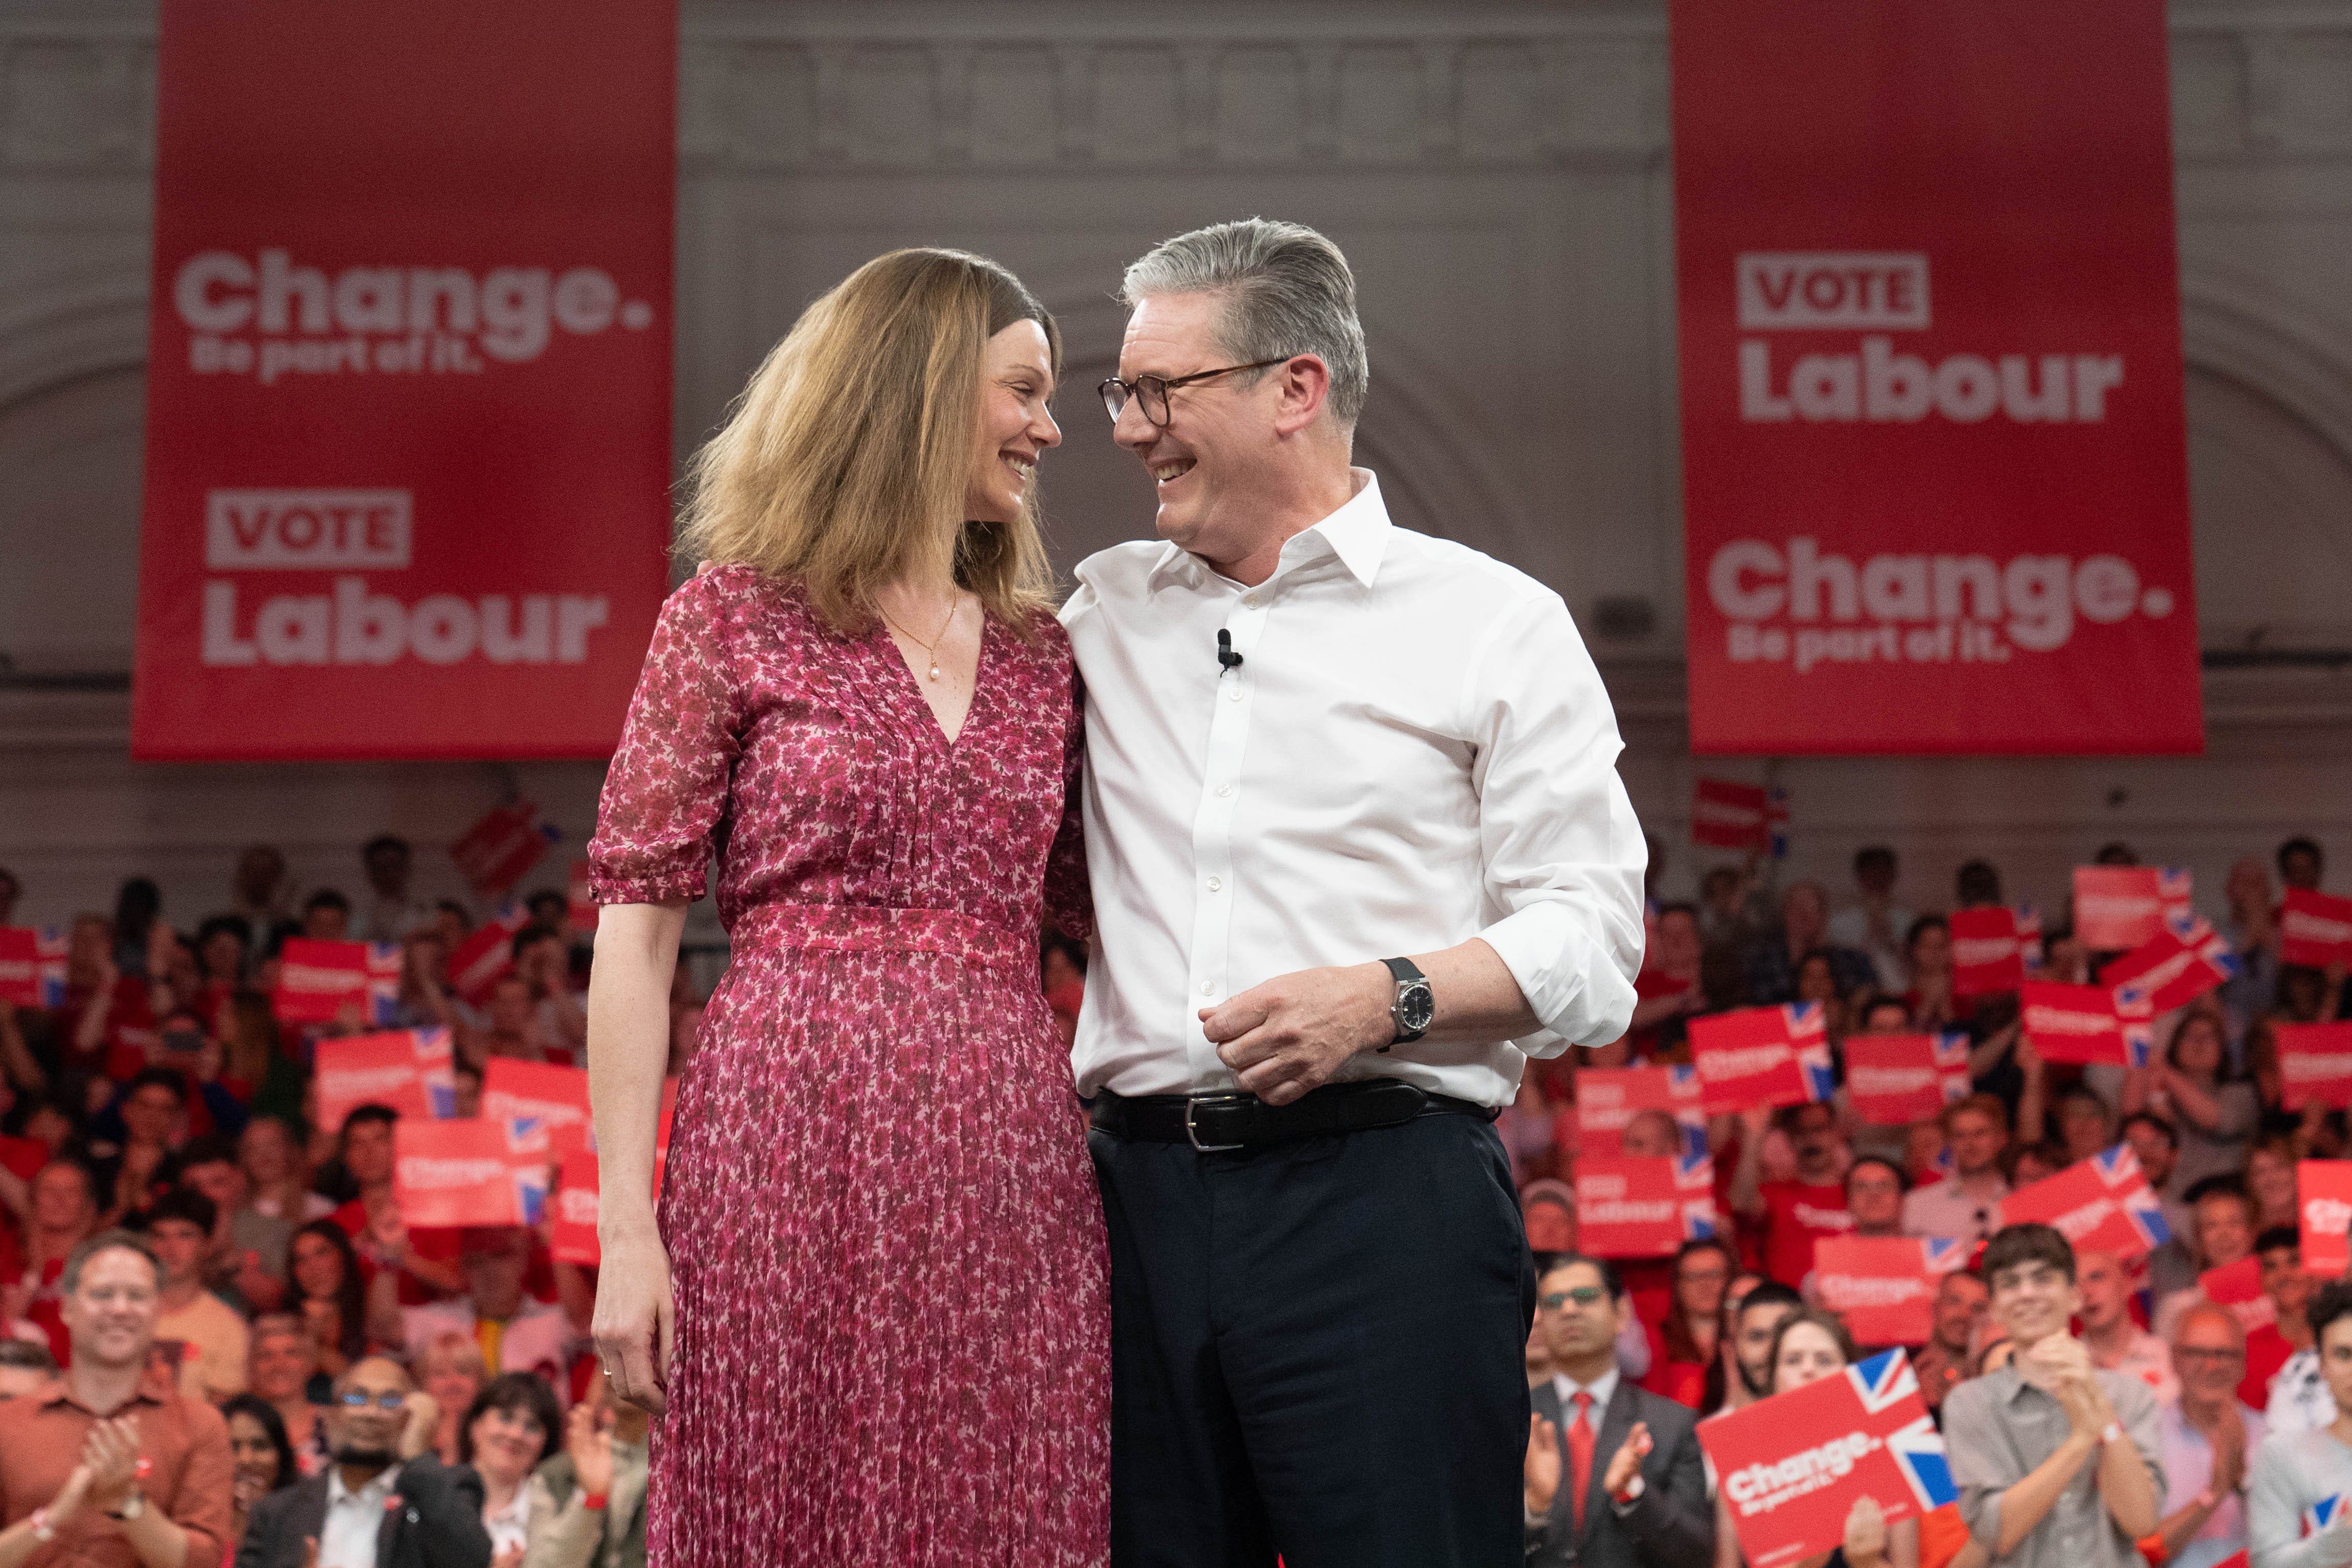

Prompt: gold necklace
[{"left": 878, "top": 596, "right": 960, "bottom": 682}]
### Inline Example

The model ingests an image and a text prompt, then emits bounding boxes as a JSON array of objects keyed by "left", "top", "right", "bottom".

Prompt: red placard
[
  {"left": 1948, "top": 908, "right": 2024, "bottom": 997},
  {"left": 313, "top": 1027, "right": 456, "bottom": 1133},
  {"left": 550, "top": 1152, "right": 600, "bottom": 1266},
  {"left": 1690, "top": 1004, "right": 1833, "bottom": 1115},
  {"left": 2102, "top": 916, "right": 2235, "bottom": 1015},
  {"left": 2200, "top": 1255, "right": 2276, "bottom": 1337},
  {"left": 447, "top": 914, "right": 525, "bottom": 1007},
  {"left": 1693, "top": 778, "right": 1772, "bottom": 850},
  {"left": 2072, "top": 867, "right": 2191, "bottom": 951},
  {"left": 1671, "top": 1, "right": 2199, "bottom": 756},
  {"left": 481, "top": 1058, "right": 592, "bottom": 1160},
  {"left": 130, "top": 0, "right": 674, "bottom": 761},
  {"left": 1813, "top": 1237, "right": 1971, "bottom": 1345},
  {"left": 0, "top": 929, "right": 39, "bottom": 1008},
  {"left": 273, "top": 938, "right": 371, "bottom": 1023},
  {"left": 1699, "top": 1349, "right": 1955, "bottom": 1567},
  {"left": 1997, "top": 1145, "right": 2170, "bottom": 1262},
  {"left": 1575, "top": 1066, "right": 1706, "bottom": 1156},
  {"left": 2300, "top": 1162, "right": 2352, "bottom": 1279},
  {"left": 2282, "top": 889, "right": 2352, "bottom": 969},
  {"left": 2279, "top": 1024, "right": 2352, "bottom": 1112},
  {"left": 392, "top": 1118, "right": 551, "bottom": 1229},
  {"left": 2019, "top": 981, "right": 2150, "bottom": 1069},
  {"left": 1843, "top": 1035, "right": 1968, "bottom": 1126},
  {"left": 1574, "top": 1155, "right": 1719, "bottom": 1258},
  {"left": 453, "top": 804, "right": 557, "bottom": 898}
]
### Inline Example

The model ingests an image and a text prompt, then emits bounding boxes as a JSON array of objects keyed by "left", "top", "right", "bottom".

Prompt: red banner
[
  {"left": 1575, "top": 1066, "right": 1706, "bottom": 1156},
  {"left": 2279, "top": 1024, "right": 2352, "bottom": 1111},
  {"left": 1574, "top": 1155, "right": 1719, "bottom": 1258},
  {"left": 453, "top": 804, "right": 557, "bottom": 897},
  {"left": 272, "top": 938, "right": 400, "bottom": 1025},
  {"left": 1670, "top": 0, "right": 2198, "bottom": 756},
  {"left": 1690, "top": 1004, "right": 1834, "bottom": 1114},
  {"left": 2020, "top": 981, "right": 2151, "bottom": 1069},
  {"left": 1843, "top": 1034, "right": 1969, "bottom": 1126},
  {"left": 393, "top": 1118, "right": 551, "bottom": 1229},
  {"left": 0, "top": 929, "right": 40, "bottom": 1009},
  {"left": 1949, "top": 908, "right": 2030, "bottom": 997},
  {"left": 130, "top": 0, "right": 674, "bottom": 761},
  {"left": 481, "top": 1059, "right": 593, "bottom": 1161},
  {"left": 2200, "top": 1255, "right": 2275, "bottom": 1337},
  {"left": 1699, "top": 1349, "right": 1955, "bottom": 1567},
  {"left": 1812, "top": 1236, "right": 1971, "bottom": 1345},
  {"left": 447, "top": 913, "right": 525, "bottom": 1007},
  {"left": 2282, "top": 888, "right": 2352, "bottom": 969},
  {"left": 2302, "top": 1163, "right": 2352, "bottom": 1279},
  {"left": 313, "top": 1027, "right": 456, "bottom": 1133},
  {"left": 1997, "top": 1145, "right": 2170, "bottom": 1262},
  {"left": 2072, "top": 867, "right": 2192, "bottom": 951},
  {"left": 1692, "top": 778, "right": 1784, "bottom": 851}
]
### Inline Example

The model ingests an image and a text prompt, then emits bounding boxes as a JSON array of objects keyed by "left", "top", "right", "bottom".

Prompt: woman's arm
[{"left": 587, "top": 902, "right": 686, "bottom": 1414}]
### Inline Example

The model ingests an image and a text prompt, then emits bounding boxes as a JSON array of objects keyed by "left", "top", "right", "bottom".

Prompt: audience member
[
  {"left": 1522, "top": 1254, "right": 1711, "bottom": 1568},
  {"left": 1942, "top": 1223, "right": 2162, "bottom": 1568},
  {"left": 2127, "top": 1011, "right": 2258, "bottom": 1190},
  {"left": 2122, "top": 1111, "right": 2197, "bottom": 1268},
  {"left": 1732, "top": 1102, "right": 1852, "bottom": 1288},
  {"left": 1901, "top": 1096, "right": 2010, "bottom": 1243},
  {"left": 1640, "top": 1238, "right": 1732, "bottom": 1410},
  {"left": 226, "top": 847, "right": 292, "bottom": 966},
  {"left": 0, "top": 1341, "right": 55, "bottom": 1401},
  {"left": 361, "top": 837, "right": 435, "bottom": 945},
  {"left": 0, "top": 1229, "right": 232, "bottom": 1565},
  {"left": 1913, "top": 1271, "right": 1989, "bottom": 1415},
  {"left": 172, "top": 1133, "right": 291, "bottom": 1313},
  {"left": 2242, "top": 1228, "right": 2311, "bottom": 1414},
  {"left": 332, "top": 1107, "right": 464, "bottom": 1299},
  {"left": 1827, "top": 845, "right": 1916, "bottom": 993},
  {"left": 95, "top": 1068, "right": 191, "bottom": 1223},
  {"left": 140, "top": 1184, "right": 251, "bottom": 1401},
  {"left": 461, "top": 1372, "right": 562, "bottom": 1559},
  {"left": 2078, "top": 1249, "right": 2178, "bottom": 1406},
  {"left": 240, "top": 1116, "right": 331, "bottom": 1225},
  {"left": 2051, "top": 1086, "right": 2115, "bottom": 1164},
  {"left": 1624, "top": 905, "right": 1704, "bottom": 1060},
  {"left": 522, "top": 1376, "right": 650, "bottom": 1568},
  {"left": 220, "top": 1391, "right": 299, "bottom": 1559},
  {"left": 1522, "top": 1180, "right": 1577, "bottom": 1254},
  {"left": 234, "top": 1353, "right": 493, "bottom": 1568},
  {"left": 287, "top": 1219, "right": 370, "bottom": 1379},
  {"left": 2277, "top": 836, "right": 2323, "bottom": 894},
  {"left": 1708, "top": 1280, "right": 1802, "bottom": 1417},
  {"left": 2248, "top": 1279, "right": 2352, "bottom": 1568},
  {"left": 2245, "top": 1135, "right": 2300, "bottom": 1235},
  {"left": 2156, "top": 1303, "right": 2264, "bottom": 1568},
  {"left": 1745, "top": 882, "right": 1875, "bottom": 1007},
  {"left": 376, "top": 1228, "right": 583, "bottom": 1397},
  {"left": 301, "top": 890, "right": 352, "bottom": 943},
  {"left": 1903, "top": 915, "right": 1957, "bottom": 1029},
  {"left": 2158, "top": 1179, "right": 2261, "bottom": 1338},
  {"left": 247, "top": 1312, "right": 329, "bottom": 1474},
  {"left": 419, "top": 1332, "right": 490, "bottom": 1467}
]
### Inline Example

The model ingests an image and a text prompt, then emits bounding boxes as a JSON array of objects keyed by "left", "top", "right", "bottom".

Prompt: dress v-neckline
[{"left": 873, "top": 614, "right": 989, "bottom": 750}]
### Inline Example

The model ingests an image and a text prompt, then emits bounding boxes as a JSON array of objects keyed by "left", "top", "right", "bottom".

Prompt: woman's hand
[
  {"left": 591, "top": 1228, "right": 676, "bottom": 1416},
  {"left": 567, "top": 1402, "right": 616, "bottom": 1498},
  {"left": 1524, "top": 1414, "right": 1561, "bottom": 1516},
  {"left": 1843, "top": 1495, "right": 1890, "bottom": 1567}
]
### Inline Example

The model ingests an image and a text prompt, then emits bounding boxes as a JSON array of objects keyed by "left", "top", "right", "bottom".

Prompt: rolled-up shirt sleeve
[{"left": 1460, "top": 589, "right": 1646, "bottom": 1054}]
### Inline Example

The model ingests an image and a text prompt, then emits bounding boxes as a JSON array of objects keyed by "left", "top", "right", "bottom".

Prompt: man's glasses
[
  {"left": 338, "top": 1390, "right": 406, "bottom": 1411},
  {"left": 2174, "top": 1346, "right": 2244, "bottom": 1365},
  {"left": 1539, "top": 1286, "right": 1608, "bottom": 1311},
  {"left": 1098, "top": 358, "right": 1291, "bottom": 427}
]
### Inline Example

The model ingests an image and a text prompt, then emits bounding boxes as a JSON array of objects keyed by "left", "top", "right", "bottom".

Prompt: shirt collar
[
  {"left": 1551, "top": 1365, "right": 1620, "bottom": 1413},
  {"left": 38, "top": 1377, "right": 162, "bottom": 1414},
  {"left": 328, "top": 1464, "right": 399, "bottom": 1508},
  {"left": 1145, "top": 467, "right": 1392, "bottom": 593}
]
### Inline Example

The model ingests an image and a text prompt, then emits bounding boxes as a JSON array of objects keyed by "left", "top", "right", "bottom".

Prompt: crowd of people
[
  {"left": 1514, "top": 833, "right": 2352, "bottom": 1568},
  {"left": 0, "top": 840, "right": 650, "bottom": 1568}
]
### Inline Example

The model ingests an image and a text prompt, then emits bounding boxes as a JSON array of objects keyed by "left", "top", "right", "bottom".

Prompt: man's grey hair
[{"left": 1119, "top": 218, "right": 1369, "bottom": 426}]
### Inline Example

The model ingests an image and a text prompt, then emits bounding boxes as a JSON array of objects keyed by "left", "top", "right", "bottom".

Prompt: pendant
[{"left": 927, "top": 663, "right": 941, "bottom": 681}]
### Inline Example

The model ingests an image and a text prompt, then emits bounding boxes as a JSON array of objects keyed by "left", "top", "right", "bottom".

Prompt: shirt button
[
  {"left": 1206, "top": 877, "right": 1222, "bottom": 892},
  {"left": 1226, "top": 685, "right": 1242, "bottom": 701},
  {"left": 1200, "top": 981, "right": 1216, "bottom": 996},
  {"left": 1244, "top": 595, "right": 1261, "bottom": 609},
  {"left": 1217, "top": 784, "right": 1234, "bottom": 798}
]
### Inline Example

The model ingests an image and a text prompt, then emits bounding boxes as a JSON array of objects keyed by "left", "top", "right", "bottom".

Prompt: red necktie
[{"left": 1567, "top": 1391, "right": 1595, "bottom": 1529}]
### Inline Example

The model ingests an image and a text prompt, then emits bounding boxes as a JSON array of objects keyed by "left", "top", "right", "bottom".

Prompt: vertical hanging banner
[
  {"left": 133, "top": 0, "right": 676, "bottom": 760},
  {"left": 1670, "top": 1, "right": 2200, "bottom": 755}
]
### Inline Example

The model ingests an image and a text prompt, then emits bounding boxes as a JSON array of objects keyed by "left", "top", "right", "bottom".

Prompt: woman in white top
[{"left": 462, "top": 1371, "right": 563, "bottom": 1565}]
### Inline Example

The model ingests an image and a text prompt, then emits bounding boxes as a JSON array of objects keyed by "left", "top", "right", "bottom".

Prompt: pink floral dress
[{"left": 586, "top": 565, "right": 1108, "bottom": 1565}]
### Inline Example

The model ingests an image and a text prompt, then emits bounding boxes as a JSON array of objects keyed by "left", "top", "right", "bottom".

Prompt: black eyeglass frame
[{"left": 1098, "top": 357, "right": 1294, "bottom": 426}]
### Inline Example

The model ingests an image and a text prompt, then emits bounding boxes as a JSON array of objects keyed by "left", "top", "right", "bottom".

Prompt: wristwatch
[
  {"left": 105, "top": 1491, "right": 146, "bottom": 1522},
  {"left": 1379, "top": 957, "right": 1434, "bottom": 1051}
]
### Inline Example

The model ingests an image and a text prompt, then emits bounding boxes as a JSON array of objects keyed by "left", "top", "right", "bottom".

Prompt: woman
[
  {"left": 524, "top": 1377, "right": 653, "bottom": 1568},
  {"left": 1903, "top": 917, "right": 1958, "bottom": 1029},
  {"left": 245, "top": 1313, "right": 329, "bottom": 1473},
  {"left": 2248, "top": 1135, "right": 2301, "bottom": 1232},
  {"left": 238, "top": 1115, "right": 329, "bottom": 1224},
  {"left": 584, "top": 248, "right": 1105, "bottom": 1562},
  {"left": 2126, "top": 1008, "right": 2260, "bottom": 1190},
  {"left": 1644, "top": 1237, "right": 1733, "bottom": 1409},
  {"left": 1520, "top": 1179, "right": 1578, "bottom": 1254},
  {"left": 1713, "top": 1310, "right": 1921, "bottom": 1568},
  {"left": 421, "top": 1329, "right": 490, "bottom": 1465},
  {"left": 462, "top": 1372, "right": 563, "bottom": 1562},
  {"left": 220, "top": 1392, "right": 298, "bottom": 1563},
  {"left": 284, "top": 1219, "right": 368, "bottom": 1377}
]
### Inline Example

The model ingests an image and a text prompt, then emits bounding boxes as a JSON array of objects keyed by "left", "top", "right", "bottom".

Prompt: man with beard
[
  {"left": 1710, "top": 1281, "right": 1802, "bottom": 1415},
  {"left": 233, "top": 1355, "right": 490, "bottom": 1568},
  {"left": 1914, "top": 1271, "right": 1991, "bottom": 1415},
  {"left": 1732, "top": 1101, "right": 1854, "bottom": 1288}
]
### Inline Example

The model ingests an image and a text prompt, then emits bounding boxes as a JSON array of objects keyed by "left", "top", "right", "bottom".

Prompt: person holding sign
[
  {"left": 1708, "top": 1310, "right": 1922, "bottom": 1568},
  {"left": 1941, "top": 1223, "right": 2163, "bottom": 1568},
  {"left": 1522, "top": 1254, "right": 1713, "bottom": 1568}
]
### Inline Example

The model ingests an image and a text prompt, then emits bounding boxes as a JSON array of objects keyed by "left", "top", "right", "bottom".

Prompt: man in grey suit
[{"left": 1523, "top": 1255, "right": 1712, "bottom": 1568}]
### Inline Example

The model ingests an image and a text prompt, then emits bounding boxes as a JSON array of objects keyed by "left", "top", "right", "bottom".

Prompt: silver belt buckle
[{"left": 1184, "top": 1093, "right": 1250, "bottom": 1153}]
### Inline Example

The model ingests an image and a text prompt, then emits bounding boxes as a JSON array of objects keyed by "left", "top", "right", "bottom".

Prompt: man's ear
[{"left": 1270, "top": 355, "right": 1331, "bottom": 437}]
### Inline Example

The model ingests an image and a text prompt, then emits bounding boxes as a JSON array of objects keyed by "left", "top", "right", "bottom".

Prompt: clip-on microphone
[{"left": 1217, "top": 628, "right": 1245, "bottom": 675}]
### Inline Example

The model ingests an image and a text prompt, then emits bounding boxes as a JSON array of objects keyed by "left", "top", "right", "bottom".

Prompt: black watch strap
[{"left": 1381, "top": 956, "right": 1432, "bottom": 1051}]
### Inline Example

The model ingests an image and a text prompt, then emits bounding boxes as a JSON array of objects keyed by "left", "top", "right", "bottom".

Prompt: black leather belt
[{"left": 1089, "top": 1079, "right": 1498, "bottom": 1152}]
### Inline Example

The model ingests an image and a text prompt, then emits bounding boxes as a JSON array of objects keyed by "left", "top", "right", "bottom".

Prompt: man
[
  {"left": 140, "top": 1185, "right": 250, "bottom": 1402},
  {"left": 228, "top": 845, "right": 292, "bottom": 966},
  {"left": 0, "top": 1230, "right": 231, "bottom": 1564},
  {"left": 2242, "top": 1227, "right": 2311, "bottom": 1413},
  {"left": 2278, "top": 835, "right": 2323, "bottom": 894},
  {"left": 1913, "top": 1271, "right": 1990, "bottom": 1415},
  {"left": 1744, "top": 881, "right": 1875, "bottom": 1006},
  {"left": 302, "top": 890, "right": 353, "bottom": 943},
  {"left": 2123, "top": 1111, "right": 2196, "bottom": 1248},
  {"left": 91, "top": 1068, "right": 190, "bottom": 1225},
  {"left": 371, "top": 1227, "right": 585, "bottom": 1402},
  {"left": 510, "top": 927, "right": 587, "bottom": 1058},
  {"left": 2264, "top": 1217, "right": 2352, "bottom": 1438},
  {"left": 1827, "top": 845, "right": 1916, "bottom": 992},
  {"left": 234, "top": 1354, "right": 492, "bottom": 1568},
  {"left": 1066, "top": 218, "right": 1645, "bottom": 1564},
  {"left": 1798, "top": 1154, "right": 1908, "bottom": 1306},
  {"left": 248, "top": 1314, "right": 325, "bottom": 1475},
  {"left": 173, "top": 1134, "right": 291, "bottom": 1314},
  {"left": 360, "top": 837, "right": 434, "bottom": 945},
  {"left": 331, "top": 1108, "right": 464, "bottom": 1299},
  {"left": 1732, "top": 1101, "right": 1853, "bottom": 1288},
  {"left": 2079, "top": 1249, "right": 2177, "bottom": 1406},
  {"left": 2154, "top": 1303, "right": 2263, "bottom": 1568},
  {"left": 1942, "top": 1223, "right": 2163, "bottom": 1567},
  {"left": 1719, "top": 1281, "right": 1803, "bottom": 1413},
  {"left": 2247, "top": 1279, "right": 2352, "bottom": 1566},
  {"left": 1521, "top": 1255, "right": 1710, "bottom": 1568},
  {"left": 1902, "top": 1095, "right": 2010, "bottom": 1243},
  {"left": 2157, "top": 1180, "right": 2260, "bottom": 1339}
]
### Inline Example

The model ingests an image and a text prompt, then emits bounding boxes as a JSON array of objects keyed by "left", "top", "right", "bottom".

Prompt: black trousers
[{"left": 1088, "top": 1110, "right": 1536, "bottom": 1568}]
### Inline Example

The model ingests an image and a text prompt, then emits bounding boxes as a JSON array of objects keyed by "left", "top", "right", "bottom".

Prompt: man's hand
[
  {"left": 398, "top": 1390, "right": 440, "bottom": 1461},
  {"left": 2211, "top": 1405, "right": 2247, "bottom": 1494},
  {"left": 1843, "top": 1495, "right": 1890, "bottom": 1567},
  {"left": 80, "top": 1416, "right": 142, "bottom": 1510},
  {"left": 1199, "top": 963, "right": 1391, "bottom": 1106},
  {"left": 1524, "top": 1415, "right": 1561, "bottom": 1515},
  {"left": 1600, "top": 1422, "right": 1651, "bottom": 1498}
]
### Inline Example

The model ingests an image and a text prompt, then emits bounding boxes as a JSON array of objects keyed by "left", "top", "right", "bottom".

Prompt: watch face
[{"left": 1399, "top": 980, "right": 1436, "bottom": 1034}]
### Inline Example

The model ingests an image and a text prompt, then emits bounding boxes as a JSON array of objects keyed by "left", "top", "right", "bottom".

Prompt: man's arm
[
  {"left": 1729, "top": 1105, "right": 1773, "bottom": 1218},
  {"left": 1611, "top": 1409, "right": 1715, "bottom": 1566},
  {"left": 399, "top": 1455, "right": 496, "bottom": 1568},
  {"left": 2092, "top": 1377, "right": 2163, "bottom": 1541}
]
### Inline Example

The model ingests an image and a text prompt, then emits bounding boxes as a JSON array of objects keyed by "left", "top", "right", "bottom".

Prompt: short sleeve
[
  {"left": 1042, "top": 653, "right": 1093, "bottom": 943},
  {"left": 587, "top": 572, "right": 742, "bottom": 906}
]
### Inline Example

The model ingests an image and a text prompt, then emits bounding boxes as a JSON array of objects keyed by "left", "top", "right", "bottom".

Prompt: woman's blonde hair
[{"left": 678, "top": 247, "right": 1062, "bottom": 636}]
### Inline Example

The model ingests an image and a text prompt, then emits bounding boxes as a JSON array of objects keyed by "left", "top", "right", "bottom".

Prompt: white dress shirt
[
  {"left": 1060, "top": 469, "right": 1645, "bottom": 1107},
  {"left": 319, "top": 1464, "right": 398, "bottom": 1567}
]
